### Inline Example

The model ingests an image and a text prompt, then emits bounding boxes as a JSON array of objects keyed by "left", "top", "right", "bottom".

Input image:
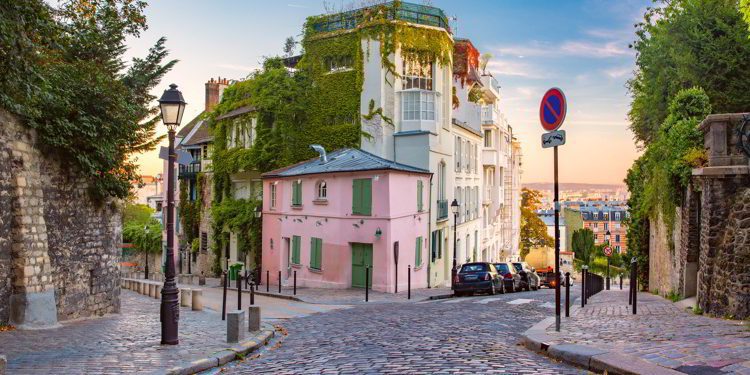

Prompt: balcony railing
[
  {"left": 310, "top": 1, "right": 451, "bottom": 34},
  {"left": 481, "top": 106, "right": 499, "bottom": 124},
  {"left": 178, "top": 162, "right": 201, "bottom": 179},
  {"left": 437, "top": 199, "right": 448, "bottom": 221}
]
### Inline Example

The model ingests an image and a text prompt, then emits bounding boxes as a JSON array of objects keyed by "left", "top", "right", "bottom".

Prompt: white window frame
[
  {"left": 270, "top": 182, "right": 277, "bottom": 209},
  {"left": 402, "top": 60, "right": 434, "bottom": 91},
  {"left": 316, "top": 180, "right": 327, "bottom": 201}
]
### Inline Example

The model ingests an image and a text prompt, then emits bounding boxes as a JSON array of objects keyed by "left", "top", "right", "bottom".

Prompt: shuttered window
[
  {"left": 291, "top": 235, "right": 301, "bottom": 264},
  {"left": 310, "top": 237, "right": 322, "bottom": 270},
  {"left": 415, "top": 236, "right": 423, "bottom": 267},
  {"left": 292, "top": 181, "right": 302, "bottom": 206},
  {"left": 417, "top": 180, "right": 423, "bottom": 212},
  {"left": 352, "top": 178, "right": 372, "bottom": 216}
]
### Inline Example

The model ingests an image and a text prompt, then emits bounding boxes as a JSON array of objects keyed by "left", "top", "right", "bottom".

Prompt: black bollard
[
  {"left": 620, "top": 275, "right": 623, "bottom": 290},
  {"left": 408, "top": 265, "right": 411, "bottom": 300},
  {"left": 250, "top": 281, "right": 255, "bottom": 305},
  {"left": 365, "top": 266, "right": 370, "bottom": 302},
  {"left": 237, "top": 270, "right": 242, "bottom": 310},
  {"left": 581, "top": 268, "right": 586, "bottom": 307},
  {"left": 565, "top": 272, "right": 570, "bottom": 317},
  {"left": 222, "top": 270, "right": 228, "bottom": 321},
  {"left": 266, "top": 270, "right": 270, "bottom": 292},
  {"left": 629, "top": 266, "right": 633, "bottom": 305},
  {"left": 632, "top": 259, "right": 638, "bottom": 315},
  {"left": 293, "top": 270, "right": 297, "bottom": 295},
  {"left": 278, "top": 270, "right": 282, "bottom": 294}
]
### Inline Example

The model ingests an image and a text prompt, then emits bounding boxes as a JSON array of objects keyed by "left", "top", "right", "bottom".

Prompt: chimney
[{"left": 205, "top": 76, "right": 229, "bottom": 112}]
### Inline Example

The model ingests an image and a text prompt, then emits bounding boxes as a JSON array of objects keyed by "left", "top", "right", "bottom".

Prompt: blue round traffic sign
[{"left": 540, "top": 88, "right": 567, "bottom": 131}]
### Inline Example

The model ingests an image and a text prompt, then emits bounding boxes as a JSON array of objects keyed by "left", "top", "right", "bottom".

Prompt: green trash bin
[{"left": 229, "top": 264, "right": 243, "bottom": 281}]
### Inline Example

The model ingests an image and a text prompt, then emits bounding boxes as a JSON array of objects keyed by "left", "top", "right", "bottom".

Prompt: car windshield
[
  {"left": 460, "top": 264, "right": 487, "bottom": 273},
  {"left": 494, "top": 263, "right": 510, "bottom": 273},
  {"left": 511, "top": 263, "right": 523, "bottom": 272}
]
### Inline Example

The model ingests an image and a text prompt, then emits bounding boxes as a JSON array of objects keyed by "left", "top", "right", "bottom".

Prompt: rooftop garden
[{"left": 308, "top": 1, "right": 451, "bottom": 35}]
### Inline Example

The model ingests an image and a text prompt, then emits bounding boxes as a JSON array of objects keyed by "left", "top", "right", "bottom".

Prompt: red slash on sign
[{"left": 539, "top": 88, "right": 567, "bottom": 132}]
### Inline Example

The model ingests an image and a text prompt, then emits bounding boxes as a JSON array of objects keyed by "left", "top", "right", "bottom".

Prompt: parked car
[
  {"left": 454, "top": 262, "right": 503, "bottom": 296},
  {"left": 512, "top": 262, "right": 540, "bottom": 291},
  {"left": 494, "top": 262, "right": 522, "bottom": 292}
]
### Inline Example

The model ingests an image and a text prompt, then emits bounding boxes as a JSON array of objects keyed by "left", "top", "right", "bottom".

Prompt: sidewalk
[
  {"left": 0, "top": 290, "right": 274, "bottom": 375},
  {"left": 523, "top": 289, "right": 750, "bottom": 374}
]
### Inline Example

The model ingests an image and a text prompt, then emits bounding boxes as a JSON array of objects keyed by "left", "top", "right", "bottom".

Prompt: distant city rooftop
[{"left": 309, "top": 1, "right": 451, "bottom": 34}]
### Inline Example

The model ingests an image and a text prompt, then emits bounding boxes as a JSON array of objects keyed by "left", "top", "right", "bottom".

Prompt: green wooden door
[{"left": 351, "top": 243, "right": 373, "bottom": 288}]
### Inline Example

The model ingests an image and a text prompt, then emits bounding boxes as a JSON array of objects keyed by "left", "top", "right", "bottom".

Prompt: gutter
[{"left": 427, "top": 173, "right": 433, "bottom": 288}]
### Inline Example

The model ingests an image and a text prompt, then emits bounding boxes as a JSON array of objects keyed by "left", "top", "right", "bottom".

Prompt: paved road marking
[{"left": 507, "top": 298, "right": 535, "bottom": 305}]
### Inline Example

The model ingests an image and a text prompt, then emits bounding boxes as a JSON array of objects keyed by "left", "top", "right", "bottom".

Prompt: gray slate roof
[{"left": 263, "top": 148, "right": 430, "bottom": 178}]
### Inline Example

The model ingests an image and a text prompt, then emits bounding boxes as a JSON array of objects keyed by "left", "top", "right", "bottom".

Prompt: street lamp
[
  {"left": 158, "top": 83, "right": 186, "bottom": 346},
  {"left": 450, "top": 199, "right": 459, "bottom": 290},
  {"left": 605, "top": 230, "right": 611, "bottom": 290}
]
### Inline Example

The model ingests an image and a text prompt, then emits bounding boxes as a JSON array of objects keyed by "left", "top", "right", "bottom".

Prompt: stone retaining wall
[{"left": 0, "top": 109, "right": 121, "bottom": 327}]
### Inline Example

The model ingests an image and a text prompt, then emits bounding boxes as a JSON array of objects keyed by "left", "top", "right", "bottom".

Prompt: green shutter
[
  {"left": 417, "top": 180, "right": 423, "bottom": 212},
  {"left": 352, "top": 179, "right": 362, "bottom": 214},
  {"left": 292, "top": 181, "right": 302, "bottom": 206},
  {"left": 310, "top": 237, "right": 322, "bottom": 270},
  {"left": 292, "top": 235, "right": 301, "bottom": 264},
  {"left": 415, "top": 236, "right": 422, "bottom": 267},
  {"left": 352, "top": 178, "right": 372, "bottom": 216}
]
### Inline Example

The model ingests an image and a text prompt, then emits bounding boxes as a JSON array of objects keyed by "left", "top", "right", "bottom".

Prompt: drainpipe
[{"left": 427, "top": 173, "right": 433, "bottom": 288}]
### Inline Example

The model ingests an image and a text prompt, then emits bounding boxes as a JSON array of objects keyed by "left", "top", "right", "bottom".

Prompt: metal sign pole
[{"left": 554, "top": 145, "right": 561, "bottom": 332}]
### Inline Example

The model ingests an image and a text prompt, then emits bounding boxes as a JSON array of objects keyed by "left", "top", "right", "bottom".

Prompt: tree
[
  {"left": 123, "top": 218, "right": 162, "bottom": 274},
  {"left": 122, "top": 203, "right": 154, "bottom": 226},
  {"left": 628, "top": 0, "right": 750, "bottom": 145},
  {"left": 283, "top": 36, "right": 297, "bottom": 57},
  {"left": 742, "top": 0, "right": 750, "bottom": 30},
  {"left": 519, "top": 188, "right": 553, "bottom": 259},
  {"left": 479, "top": 53, "right": 492, "bottom": 75},
  {"left": 571, "top": 228, "right": 595, "bottom": 267},
  {"left": 0, "top": 0, "right": 174, "bottom": 200}
]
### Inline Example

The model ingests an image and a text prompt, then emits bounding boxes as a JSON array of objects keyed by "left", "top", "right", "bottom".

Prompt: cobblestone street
[
  {"left": 221, "top": 288, "right": 584, "bottom": 374},
  {"left": 0, "top": 291, "right": 270, "bottom": 374},
  {"left": 544, "top": 290, "right": 750, "bottom": 374}
]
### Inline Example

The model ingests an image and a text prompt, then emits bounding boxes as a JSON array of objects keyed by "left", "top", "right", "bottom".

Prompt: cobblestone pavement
[
  {"left": 0, "top": 290, "right": 266, "bottom": 374},
  {"left": 222, "top": 288, "right": 584, "bottom": 374},
  {"left": 545, "top": 290, "right": 750, "bottom": 374}
]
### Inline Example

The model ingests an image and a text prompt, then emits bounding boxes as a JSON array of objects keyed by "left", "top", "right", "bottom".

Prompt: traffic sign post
[{"left": 540, "top": 87, "right": 567, "bottom": 332}]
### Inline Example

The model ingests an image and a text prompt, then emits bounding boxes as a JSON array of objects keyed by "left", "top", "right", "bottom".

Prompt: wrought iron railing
[
  {"left": 311, "top": 1, "right": 450, "bottom": 34},
  {"left": 178, "top": 162, "right": 201, "bottom": 179}
]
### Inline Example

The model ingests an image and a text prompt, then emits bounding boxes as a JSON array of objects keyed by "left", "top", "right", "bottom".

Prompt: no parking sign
[{"left": 539, "top": 88, "right": 567, "bottom": 132}]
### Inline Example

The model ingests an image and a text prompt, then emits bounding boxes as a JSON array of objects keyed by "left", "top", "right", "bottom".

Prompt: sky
[{"left": 125, "top": 0, "right": 650, "bottom": 185}]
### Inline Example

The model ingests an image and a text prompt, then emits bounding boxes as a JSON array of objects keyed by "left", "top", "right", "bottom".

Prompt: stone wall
[
  {"left": 648, "top": 113, "right": 750, "bottom": 319},
  {"left": 0, "top": 109, "right": 121, "bottom": 327}
]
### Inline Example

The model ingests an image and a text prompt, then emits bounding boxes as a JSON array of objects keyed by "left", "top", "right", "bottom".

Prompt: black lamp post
[
  {"left": 144, "top": 225, "right": 150, "bottom": 280},
  {"left": 605, "top": 230, "right": 611, "bottom": 290},
  {"left": 158, "top": 83, "right": 186, "bottom": 345},
  {"left": 450, "top": 199, "right": 459, "bottom": 290}
]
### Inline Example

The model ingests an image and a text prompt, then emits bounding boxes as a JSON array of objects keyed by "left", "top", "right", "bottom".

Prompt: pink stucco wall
[{"left": 262, "top": 170, "right": 430, "bottom": 293}]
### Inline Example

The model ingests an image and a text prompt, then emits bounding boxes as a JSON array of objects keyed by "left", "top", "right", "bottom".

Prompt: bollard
[
  {"left": 250, "top": 282, "right": 255, "bottom": 305},
  {"left": 226, "top": 310, "right": 246, "bottom": 343},
  {"left": 149, "top": 283, "right": 156, "bottom": 298},
  {"left": 266, "top": 270, "right": 270, "bottom": 292},
  {"left": 180, "top": 289, "right": 191, "bottom": 307},
  {"left": 222, "top": 271, "right": 228, "bottom": 321},
  {"left": 156, "top": 284, "right": 162, "bottom": 299},
  {"left": 365, "top": 266, "right": 370, "bottom": 302},
  {"left": 293, "top": 270, "right": 297, "bottom": 295},
  {"left": 278, "top": 270, "right": 282, "bottom": 294},
  {"left": 620, "top": 275, "right": 623, "bottom": 290},
  {"left": 629, "top": 267, "right": 633, "bottom": 305},
  {"left": 140, "top": 281, "right": 146, "bottom": 295},
  {"left": 248, "top": 306, "right": 261, "bottom": 332},
  {"left": 408, "top": 265, "right": 411, "bottom": 300},
  {"left": 632, "top": 259, "right": 638, "bottom": 315},
  {"left": 581, "top": 269, "right": 586, "bottom": 308},
  {"left": 237, "top": 271, "right": 242, "bottom": 311},
  {"left": 192, "top": 289, "right": 203, "bottom": 311},
  {"left": 565, "top": 272, "right": 570, "bottom": 317}
]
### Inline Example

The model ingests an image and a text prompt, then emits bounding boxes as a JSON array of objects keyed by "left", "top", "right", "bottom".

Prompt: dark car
[
  {"left": 494, "top": 262, "right": 522, "bottom": 292},
  {"left": 454, "top": 262, "right": 502, "bottom": 296},
  {"left": 512, "top": 262, "right": 540, "bottom": 291}
]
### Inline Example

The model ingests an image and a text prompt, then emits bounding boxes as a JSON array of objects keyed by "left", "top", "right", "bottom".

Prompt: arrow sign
[
  {"left": 540, "top": 88, "right": 567, "bottom": 132},
  {"left": 159, "top": 147, "right": 193, "bottom": 166},
  {"left": 542, "top": 130, "right": 566, "bottom": 148}
]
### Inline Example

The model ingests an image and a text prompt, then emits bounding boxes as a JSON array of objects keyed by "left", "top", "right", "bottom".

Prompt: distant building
[
  {"left": 536, "top": 209, "right": 567, "bottom": 252},
  {"left": 261, "top": 148, "right": 431, "bottom": 293},
  {"left": 579, "top": 203, "right": 628, "bottom": 253}
]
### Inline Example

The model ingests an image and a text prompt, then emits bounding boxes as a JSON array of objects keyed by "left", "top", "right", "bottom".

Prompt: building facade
[
  {"left": 261, "top": 148, "right": 431, "bottom": 292},
  {"left": 579, "top": 204, "right": 629, "bottom": 253}
]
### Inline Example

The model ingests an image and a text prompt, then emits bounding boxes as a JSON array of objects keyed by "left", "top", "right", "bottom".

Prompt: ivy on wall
[{"left": 178, "top": 172, "right": 203, "bottom": 248}]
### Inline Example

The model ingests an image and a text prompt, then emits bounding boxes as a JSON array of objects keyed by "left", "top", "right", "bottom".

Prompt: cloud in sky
[
  {"left": 486, "top": 59, "right": 545, "bottom": 79},
  {"left": 604, "top": 66, "right": 632, "bottom": 79},
  {"left": 216, "top": 63, "right": 260, "bottom": 72}
]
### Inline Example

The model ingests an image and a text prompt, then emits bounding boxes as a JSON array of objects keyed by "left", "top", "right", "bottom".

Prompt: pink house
[{"left": 261, "top": 147, "right": 431, "bottom": 293}]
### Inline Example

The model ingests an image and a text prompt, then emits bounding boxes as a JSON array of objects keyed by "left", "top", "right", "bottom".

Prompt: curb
[
  {"left": 165, "top": 324, "right": 276, "bottom": 375},
  {"left": 521, "top": 316, "right": 682, "bottom": 375},
  {"left": 425, "top": 293, "right": 454, "bottom": 301},
  {"left": 225, "top": 286, "right": 453, "bottom": 304}
]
